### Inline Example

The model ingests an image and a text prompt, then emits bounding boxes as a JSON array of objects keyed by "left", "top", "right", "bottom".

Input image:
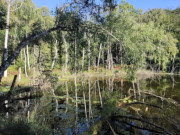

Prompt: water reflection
[{"left": 0, "top": 75, "right": 180, "bottom": 134}]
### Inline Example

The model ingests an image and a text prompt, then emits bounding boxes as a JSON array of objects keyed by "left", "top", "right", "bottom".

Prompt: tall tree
[{"left": 3, "top": 0, "right": 11, "bottom": 77}]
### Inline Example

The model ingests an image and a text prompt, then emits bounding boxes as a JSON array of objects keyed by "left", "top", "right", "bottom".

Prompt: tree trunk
[
  {"left": 82, "top": 48, "right": 85, "bottom": 71},
  {"left": 18, "top": 67, "right": 21, "bottom": 82},
  {"left": 119, "top": 42, "right": 123, "bottom": 67},
  {"left": 82, "top": 81, "right": 88, "bottom": 124},
  {"left": 88, "top": 32, "right": 91, "bottom": 71},
  {"left": 74, "top": 33, "right": 77, "bottom": 73},
  {"left": 26, "top": 32, "right": 30, "bottom": 71},
  {"left": 21, "top": 50, "right": 23, "bottom": 60},
  {"left": 26, "top": 45, "right": 30, "bottom": 71},
  {"left": 97, "top": 79, "right": 103, "bottom": 107},
  {"left": 63, "top": 34, "right": 68, "bottom": 73},
  {"left": 107, "top": 48, "right": 111, "bottom": 71},
  {"left": 107, "top": 34, "right": 111, "bottom": 71},
  {"left": 132, "top": 81, "right": 136, "bottom": 99},
  {"left": 13, "top": 25, "right": 17, "bottom": 65},
  {"left": 110, "top": 52, "right": 114, "bottom": 72},
  {"left": 0, "top": 23, "right": 79, "bottom": 82},
  {"left": 50, "top": 40, "right": 58, "bottom": 71},
  {"left": 171, "top": 58, "right": 175, "bottom": 73},
  {"left": 3, "top": 0, "right": 11, "bottom": 78},
  {"left": 97, "top": 43, "right": 102, "bottom": 72},
  {"left": 102, "top": 45, "right": 105, "bottom": 73},
  {"left": 65, "top": 81, "right": 69, "bottom": 113},
  {"left": 33, "top": 45, "right": 35, "bottom": 84},
  {"left": 88, "top": 79, "right": 93, "bottom": 119},
  {"left": 24, "top": 48, "right": 28, "bottom": 77},
  {"left": 74, "top": 74, "right": 78, "bottom": 122}
]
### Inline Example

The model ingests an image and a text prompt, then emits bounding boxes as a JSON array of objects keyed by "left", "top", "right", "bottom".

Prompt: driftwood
[
  {"left": 121, "top": 102, "right": 162, "bottom": 109},
  {"left": 12, "top": 87, "right": 33, "bottom": 94},
  {"left": 129, "top": 89, "right": 180, "bottom": 107},
  {"left": 106, "top": 120, "right": 117, "bottom": 135}
]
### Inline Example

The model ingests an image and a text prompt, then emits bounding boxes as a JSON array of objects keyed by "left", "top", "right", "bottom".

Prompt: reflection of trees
[
  {"left": 82, "top": 81, "right": 88, "bottom": 125},
  {"left": 65, "top": 81, "right": 68, "bottom": 113},
  {"left": 1, "top": 76, "right": 180, "bottom": 134},
  {"left": 88, "top": 78, "right": 93, "bottom": 119},
  {"left": 97, "top": 78, "right": 103, "bottom": 107}
]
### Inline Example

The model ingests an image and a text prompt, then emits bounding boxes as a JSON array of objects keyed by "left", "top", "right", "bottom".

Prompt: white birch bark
[
  {"left": 24, "top": 48, "right": 28, "bottom": 77},
  {"left": 4, "top": 0, "right": 11, "bottom": 77},
  {"left": 50, "top": 40, "right": 58, "bottom": 71},
  {"left": 88, "top": 79, "right": 93, "bottom": 119},
  {"left": 82, "top": 82, "right": 88, "bottom": 124},
  {"left": 97, "top": 43, "right": 102, "bottom": 71},
  {"left": 25, "top": 31, "right": 30, "bottom": 71},
  {"left": 88, "top": 32, "right": 91, "bottom": 71},
  {"left": 82, "top": 48, "right": 85, "bottom": 71},
  {"left": 97, "top": 79, "right": 103, "bottom": 107},
  {"left": 26, "top": 45, "right": 30, "bottom": 71},
  {"left": 62, "top": 33, "right": 68, "bottom": 73},
  {"left": 18, "top": 67, "right": 21, "bottom": 82},
  {"left": 74, "top": 33, "right": 77, "bottom": 73}
]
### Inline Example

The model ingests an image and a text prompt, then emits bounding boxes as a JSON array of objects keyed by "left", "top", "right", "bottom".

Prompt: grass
[
  {"left": 1, "top": 65, "right": 176, "bottom": 87},
  {"left": 1, "top": 66, "right": 31, "bottom": 87}
]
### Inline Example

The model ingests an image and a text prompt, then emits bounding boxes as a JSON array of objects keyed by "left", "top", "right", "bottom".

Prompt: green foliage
[
  {"left": 0, "top": 0, "right": 6, "bottom": 30},
  {"left": 0, "top": 0, "right": 179, "bottom": 85},
  {"left": 0, "top": 86, "right": 10, "bottom": 92},
  {"left": 101, "top": 98, "right": 117, "bottom": 120},
  {"left": 0, "top": 118, "right": 50, "bottom": 135}
]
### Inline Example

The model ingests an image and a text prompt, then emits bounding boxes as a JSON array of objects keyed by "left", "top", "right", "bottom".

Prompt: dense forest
[
  {"left": 0, "top": 0, "right": 180, "bottom": 134},
  {"left": 0, "top": 0, "right": 179, "bottom": 84}
]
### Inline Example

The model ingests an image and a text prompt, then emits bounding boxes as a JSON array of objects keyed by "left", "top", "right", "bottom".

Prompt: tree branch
[
  {"left": 0, "top": 26, "right": 76, "bottom": 82},
  {"left": 61, "top": 0, "right": 77, "bottom": 12}
]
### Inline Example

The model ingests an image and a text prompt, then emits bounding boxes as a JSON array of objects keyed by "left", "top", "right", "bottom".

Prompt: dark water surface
[{"left": 0, "top": 75, "right": 180, "bottom": 134}]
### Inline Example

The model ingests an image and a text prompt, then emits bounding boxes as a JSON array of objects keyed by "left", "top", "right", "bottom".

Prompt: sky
[{"left": 32, "top": 0, "right": 180, "bottom": 12}]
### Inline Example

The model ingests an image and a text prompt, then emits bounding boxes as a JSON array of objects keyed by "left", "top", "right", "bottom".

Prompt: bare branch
[
  {"left": 61, "top": 0, "right": 77, "bottom": 12},
  {"left": 106, "top": 120, "right": 117, "bottom": 135}
]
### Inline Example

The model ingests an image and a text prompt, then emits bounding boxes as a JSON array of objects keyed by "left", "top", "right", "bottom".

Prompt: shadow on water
[{"left": 0, "top": 75, "right": 180, "bottom": 134}]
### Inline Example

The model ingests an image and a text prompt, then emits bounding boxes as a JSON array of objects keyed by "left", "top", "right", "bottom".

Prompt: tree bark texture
[
  {"left": 62, "top": 33, "right": 68, "bottom": 73},
  {"left": 3, "top": 0, "right": 11, "bottom": 78},
  {"left": 88, "top": 32, "right": 91, "bottom": 71},
  {"left": 97, "top": 43, "right": 102, "bottom": 71},
  {"left": 24, "top": 48, "right": 28, "bottom": 77},
  {"left": 50, "top": 40, "right": 58, "bottom": 71},
  {"left": 82, "top": 48, "right": 85, "bottom": 71}
]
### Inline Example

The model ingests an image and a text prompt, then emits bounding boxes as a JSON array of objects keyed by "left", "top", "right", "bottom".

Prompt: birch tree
[{"left": 3, "top": 0, "right": 10, "bottom": 77}]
